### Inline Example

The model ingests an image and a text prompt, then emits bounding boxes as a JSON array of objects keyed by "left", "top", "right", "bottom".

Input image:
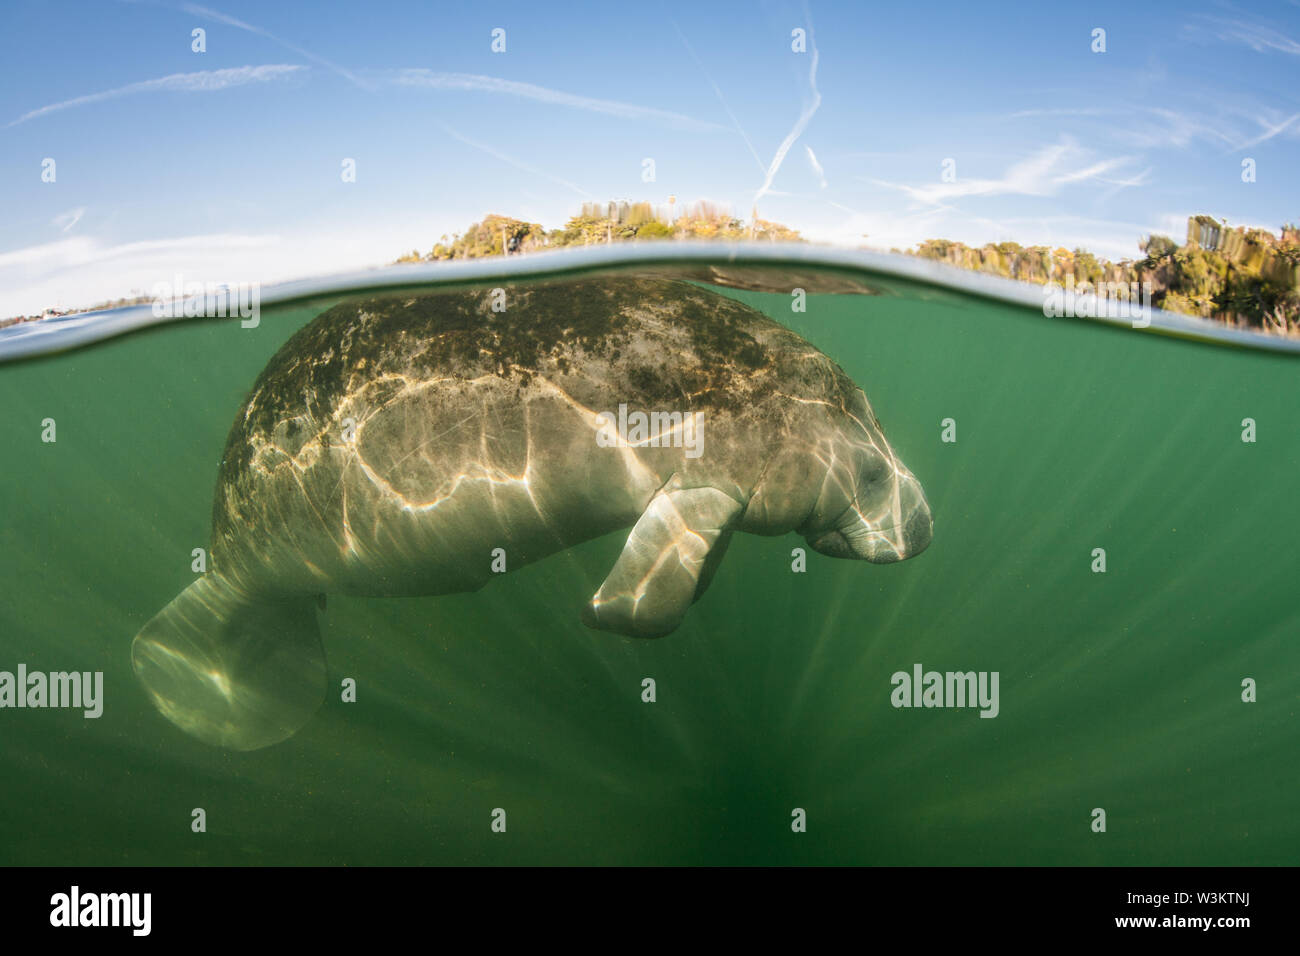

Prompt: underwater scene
[{"left": 1, "top": 251, "right": 1295, "bottom": 866}]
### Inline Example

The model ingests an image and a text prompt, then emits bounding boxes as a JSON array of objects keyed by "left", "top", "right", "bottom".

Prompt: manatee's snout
[
  {"left": 858, "top": 494, "right": 932, "bottom": 563},
  {"left": 809, "top": 471, "right": 933, "bottom": 563}
]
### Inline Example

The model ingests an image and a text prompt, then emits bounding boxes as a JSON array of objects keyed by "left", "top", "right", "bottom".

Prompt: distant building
[{"left": 1186, "top": 216, "right": 1222, "bottom": 251}]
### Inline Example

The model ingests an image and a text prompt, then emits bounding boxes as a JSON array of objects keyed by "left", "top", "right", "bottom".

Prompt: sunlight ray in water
[{"left": 0, "top": 248, "right": 1296, "bottom": 865}]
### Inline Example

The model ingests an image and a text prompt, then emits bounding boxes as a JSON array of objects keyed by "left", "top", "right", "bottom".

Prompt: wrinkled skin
[{"left": 133, "top": 277, "right": 932, "bottom": 749}]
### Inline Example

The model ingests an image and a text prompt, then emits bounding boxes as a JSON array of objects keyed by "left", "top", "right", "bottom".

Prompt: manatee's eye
[{"left": 861, "top": 455, "right": 890, "bottom": 488}]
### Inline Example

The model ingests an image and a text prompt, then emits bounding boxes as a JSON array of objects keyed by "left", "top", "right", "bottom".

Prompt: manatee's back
[{"left": 208, "top": 278, "right": 848, "bottom": 593}]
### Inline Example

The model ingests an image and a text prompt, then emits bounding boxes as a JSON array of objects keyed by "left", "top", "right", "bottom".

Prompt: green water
[{"left": 1, "top": 271, "right": 1296, "bottom": 865}]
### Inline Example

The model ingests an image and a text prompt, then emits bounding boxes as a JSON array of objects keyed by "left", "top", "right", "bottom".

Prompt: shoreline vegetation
[
  {"left": 391, "top": 203, "right": 1300, "bottom": 335},
  {"left": 906, "top": 214, "right": 1300, "bottom": 335},
  {"left": 5, "top": 203, "right": 1297, "bottom": 335}
]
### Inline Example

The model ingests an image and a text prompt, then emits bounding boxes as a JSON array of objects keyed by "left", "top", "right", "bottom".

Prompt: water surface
[{"left": 1, "top": 248, "right": 1295, "bottom": 865}]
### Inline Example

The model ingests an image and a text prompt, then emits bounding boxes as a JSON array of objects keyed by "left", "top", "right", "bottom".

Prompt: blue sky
[{"left": 2, "top": 0, "right": 1298, "bottom": 314}]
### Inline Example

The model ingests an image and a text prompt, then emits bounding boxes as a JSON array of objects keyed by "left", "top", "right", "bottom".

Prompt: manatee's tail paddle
[{"left": 131, "top": 575, "right": 326, "bottom": 751}]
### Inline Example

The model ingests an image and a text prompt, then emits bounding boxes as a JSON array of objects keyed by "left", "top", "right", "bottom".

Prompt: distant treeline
[
  {"left": 900, "top": 215, "right": 1300, "bottom": 334},
  {"left": 398, "top": 206, "right": 1299, "bottom": 334},
  {"left": 10, "top": 211, "right": 1296, "bottom": 334},
  {"left": 393, "top": 201, "right": 804, "bottom": 264},
  {"left": 0, "top": 294, "right": 153, "bottom": 330}
]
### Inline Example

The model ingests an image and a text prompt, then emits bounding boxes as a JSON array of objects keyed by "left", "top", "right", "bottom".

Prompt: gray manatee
[{"left": 132, "top": 278, "right": 932, "bottom": 749}]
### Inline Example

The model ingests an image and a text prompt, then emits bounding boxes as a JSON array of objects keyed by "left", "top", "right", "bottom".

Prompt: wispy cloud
[
  {"left": 1136, "top": 107, "right": 1238, "bottom": 149},
  {"left": 1005, "top": 107, "right": 1115, "bottom": 120},
  {"left": 1002, "top": 104, "right": 1239, "bottom": 150},
  {"left": 753, "top": 14, "right": 822, "bottom": 207},
  {"left": 807, "top": 208, "right": 1176, "bottom": 262},
  {"left": 1234, "top": 111, "right": 1300, "bottom": 149},
  {"left": 0, "top": 233, "right": 278, "bottom": 272},
  {"left": 804, "top": 199, "right": 961, "bottom": 252},
  {"left": 868, "top": 140, "right": 1136, "bottom": 205},
  {"left": 0, "top": 227, "right": 430, "bottom": 317},
  {"left": 393, "top": 71, "right": 727, "bottom": 132},
  {"left": 179, "top": 3, "right": 369, "bottom": 88},
  {"left": 440, "top": 125, "right": 591, "bottom": 198},
  {"left": 1097, "top": 167, "right": 1153, "bottom": 188},
  {"left": 806, "top": 146, "right": 827, "bottom": 188},
  {"left": 8, "top": 64, "right": 303, "bottom": 127},
  {"left": 52, "top": 208, "right": 86, "bottom": 233},
  {"left": 1195, "top": 15, "right": 1300, "bottom": 55},
  {"left": 1052, "top": 157, "right": 1133, "bottom": 185}
]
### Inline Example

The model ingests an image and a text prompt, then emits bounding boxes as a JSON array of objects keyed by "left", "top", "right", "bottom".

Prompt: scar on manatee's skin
[{"left": 137, "top": 277, "right": 933, "bottom": 751}]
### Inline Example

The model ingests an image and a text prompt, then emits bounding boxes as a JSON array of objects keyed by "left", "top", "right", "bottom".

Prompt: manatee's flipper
[
  {"left": 694, "top": 529, "right": 733, "bottom": 601},
  {"left": 131, "top": 574, "right": 326, "bottom": 751},
  {"left": 582, "top": 487, "right": 743, "bottom": 638}
]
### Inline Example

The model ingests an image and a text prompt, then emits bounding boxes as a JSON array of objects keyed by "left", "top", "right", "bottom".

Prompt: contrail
[
  {"left": 8, "top": 64, "right": 303, "bottom": 127},
  {"left": 180, "top": 2, "right": 370, "bottom": 88},
  {"left": 753, "top": 15, "right": 822, "bottom": 207},
  {"left": 806, "top": 145, "right": 827, "bottom": 188},
  {"left": 398, "top": 71, "right": 728, "bottom": 132},
  {"left": 671, "top": 19, "right": 767, "bottom": 173},
  {"left": 441, "top": 125, "right": 592, "bottom": 199}
]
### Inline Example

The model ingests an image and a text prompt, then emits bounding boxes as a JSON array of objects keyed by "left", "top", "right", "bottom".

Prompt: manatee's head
[{"left": 796, "top": 387, "right": 932, "bottom": 564}]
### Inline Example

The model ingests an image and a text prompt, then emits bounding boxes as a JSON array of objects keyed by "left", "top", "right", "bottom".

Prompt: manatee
[{"left": 132, "top": 277, "right": 932, "bottom": 750}]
